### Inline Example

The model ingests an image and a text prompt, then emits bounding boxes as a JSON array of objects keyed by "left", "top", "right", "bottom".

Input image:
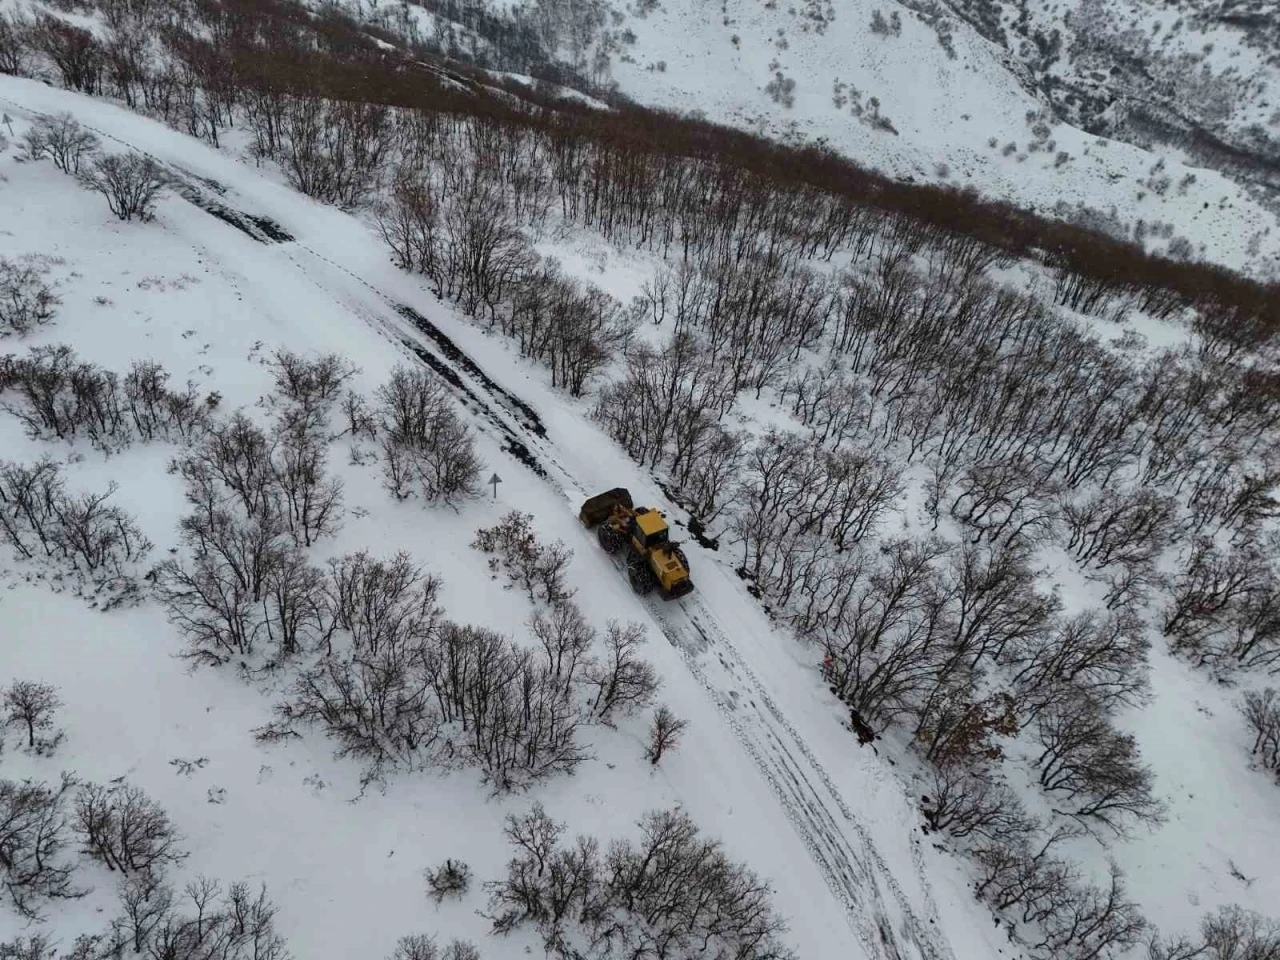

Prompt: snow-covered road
[{"left": 0, "top": 74, "right": 1007, "bottom": 960}]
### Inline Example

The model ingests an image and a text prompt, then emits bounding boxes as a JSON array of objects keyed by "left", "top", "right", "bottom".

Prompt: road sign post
[{"left": 489, "top": 473, "right": 502, "bottom": 500}]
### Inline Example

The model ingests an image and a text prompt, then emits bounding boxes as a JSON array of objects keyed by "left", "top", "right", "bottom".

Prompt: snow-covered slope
[
  {"left": 378, "top": 0, "right": 1280, "bottom": 280},
  {"left": 0, "top": 76, "right": 1010, "bottom": 960},
  {"left": 603, "top": 0, "right": 1279, "bottom": 276}
]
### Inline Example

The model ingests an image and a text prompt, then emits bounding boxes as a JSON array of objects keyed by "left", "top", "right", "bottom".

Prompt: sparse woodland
[
  {"left": 0, "top": 685, "right": 289, "bottom": 959},
  {"left": 3, "top": 0, "right": 1280, "bottom": 956}
]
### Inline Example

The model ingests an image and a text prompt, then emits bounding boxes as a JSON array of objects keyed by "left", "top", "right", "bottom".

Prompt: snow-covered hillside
[
  {"left": 611, "top": 0, "right": 1279, "bottom": 276},
  {"left": 376, "top": 0, "right": 1280, "bottom": 280},
  {"left": 0, "top": 77, "right": 1011, "bottom": 960}
]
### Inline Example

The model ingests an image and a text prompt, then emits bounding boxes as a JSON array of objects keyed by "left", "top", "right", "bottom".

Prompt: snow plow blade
[{"left": 579, "top": 487, "right": 633, "bottom": 527}]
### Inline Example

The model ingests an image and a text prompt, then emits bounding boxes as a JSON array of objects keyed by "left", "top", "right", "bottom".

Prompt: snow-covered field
[
  {"left": 3, "top": 35, "right": 1280, "bottom": 957},
  {"left": 0, "top": 77, "right": 1010, "bottom": 959}
]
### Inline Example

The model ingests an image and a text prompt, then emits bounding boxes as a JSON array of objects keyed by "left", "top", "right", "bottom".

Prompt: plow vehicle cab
[{"left": 579, "top": 488, "right": 695, "bottom": 601}]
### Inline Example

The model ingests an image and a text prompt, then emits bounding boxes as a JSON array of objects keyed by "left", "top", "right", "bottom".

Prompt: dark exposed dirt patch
[
  {"left": 168, "top": 176, "right": 295, "bottom": 244},
  {"left": 396, "top": 336, "right": 546, "bottom": 477},
  {"left": 394, "top": 304, "right": 548, "bottom": 439}
]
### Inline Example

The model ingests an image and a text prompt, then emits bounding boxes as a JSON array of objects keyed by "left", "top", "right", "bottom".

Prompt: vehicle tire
[
  {"left": 628, "top": 556, "right": 654, "bottom": 595},
  {"left": 598, "top": 524, "right": 621, "bottom": 553}
]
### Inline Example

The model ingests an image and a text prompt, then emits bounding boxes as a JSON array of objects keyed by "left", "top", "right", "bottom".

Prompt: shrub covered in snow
[
  {"left": 425, "top": 858, "right": 471, "bottom": 903},
  {"left": 376, "top": 365, "right": 482, "bottom": 506},
  {"left": 472, "top": 510, "right": 575, "bottom": 605},
  {"left": 0, "top": 255, "right": 61, "bottom": 336},
  {"left": 20, "top": 113, "right": 100, "bottom": 175},
  {"left": 78, "top": 151, "right": 167, "bottom": 221},
  {"left": 486, "top": 805, "right": 795, "bottom": 959}
]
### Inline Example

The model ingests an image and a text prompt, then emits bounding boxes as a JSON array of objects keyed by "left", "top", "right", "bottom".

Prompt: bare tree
[
  {"left": 948, "top": 457, "right": 1059, "bottom": 547},
  {"left": 972, "top": 822, "right": 1083, "bottom": 925},
  {"left": 50, "top": 481, "right": 153, "bottom": 581},
  {"left": 0, "top": 454, "right": 151, "bottom": 594},
  {"left": 2, "top": 681, "right": 64, "bottom": 754},
  {"left": 1033, "top": 860, "right": 1148, "bottom": 960},
  {"left": 260, "top": 546, "right": 329, "bottom": 662},
  {"left": 280, "top": 96, "right": 391, "bottom": 208},
  {"left": 487, "top": 805, "right": 794, "bottom": 959},
  {"left": 646, "top": 705, "right": 688, "bottom": 765},
  {"left": 389, "top": 935, "right": 440, "bottom": 960},
  {"left": 1064, "top": 487, "right": 1177, "bottom": 571},
  {"left": 1240, "top": 688, "right": 1280, "bottom": 775},
  {"left": 270, "top": 413, "right": 343, "bottom": 547},
  {"left": 441, "top": 942, "right": 480, "bottom": 960},
  {"left": 818, "top": 537, "right": 953, "bottom": 729},
  {"left": 1033, "top": 692, "right": 1165, "bottom": 836},
  {"left": 268, "top": 349, "right": 358, "bottom": 416},
  {"left": 0, "top": 934, "right": 56, "bottom": 960},
  {"left": 939, "top": 536, "right": 1057, "bottom": 668},
  {"left": 1006, "top": 610, "right": 1152, "bottom": 720},
  {"left": 341, "top": 390, "right": 378, "bottom": 441},
  {"left": 388, "top": 936, "right": 478, "bottom": 960},
  {"left": 78, "top": 152, "right": 168, "bottom": 222},
  {"left": 914, "top": 689, "right": 1018, "bottom": 766},
  {"left": 605, "top": 809, "right": 794, "bottom": 959},
  {"left": 439, "top": 176, "right": 535, "bottom": 318},
  {"left": 117, "top": 872, "right": 174, "bottom": 954},
  {"left": 502, "top": 803, "right": 564, "bottom": 880},
  {"left": 325, "top": 550, "right": 441, "bottom": 656},
  {"left": 31, "top": 16, "right": 103, "bottom": 93},
  {"left": 0, "top": 457, "right": 65, "bottom": 561},
  {"left": 1162, "top": 537, "right": 1260, "bottom": 660},
  {"left": 1164, "top": 536, "right": 1280, "bottom": 674},
  {"left": 921, "top": 764, "right": 1034, "bottom": 843},
  {"left": 470, "top": 656, "right": 587, "bottom": 793},
  {"left": 530, "top": 601, "right": 595, "bottom": 698},
  {"left": 1199, "top": 906, "right": 1280, "bottom": 958},
  {"left": 0, "top": 10, "right": 34, "bottom": 77},
  {"left": 375, "top": 173, "right": 441, "bottom": 275},
  {"left": 179, "top": 412, "right": 278, "bottom": 522},
  {"left": 157, "top": 507, "right": 288, "bottom": 665},
  {"left": 260, "top": 554, "right": 447, "bottom": 782},
  {"left": 122, "top": 360, "right": 208, "bottom": 442},
  {"left": 19, "top": 113, "right": 99, "bottom": 175},
  {"left": 267, "top": 642, "right": 440, "bottom": 784},
  {"left": 74, "top": 781, "right": 187, "bottom": 876},
  {"left": 586, "top": 620, "right": 659, "bottom": 724},
  {"left": 473, "top": 511, "right": 575, "bottom": 605},
  {"left": 0, "top": 773, "right": 82, "bottom": 920},
  {"left": 111, "top": 874, "right": 288, "bottom": 960}
]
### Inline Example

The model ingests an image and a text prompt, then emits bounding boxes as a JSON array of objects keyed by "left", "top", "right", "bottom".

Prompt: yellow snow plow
[{"left": 579, "top": 488, "right": 695, "bottom": 601}]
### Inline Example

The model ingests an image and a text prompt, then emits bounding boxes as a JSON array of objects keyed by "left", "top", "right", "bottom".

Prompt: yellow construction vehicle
[{"left": 579, "top": 488, "right": 695, "bottom": 600}]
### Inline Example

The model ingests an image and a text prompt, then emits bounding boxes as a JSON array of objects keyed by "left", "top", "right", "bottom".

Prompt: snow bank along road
[{"left": 1, "top": 78, "right": 963, "bottom": 960}]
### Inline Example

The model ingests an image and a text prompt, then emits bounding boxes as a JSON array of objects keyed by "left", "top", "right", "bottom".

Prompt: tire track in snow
[
  {"left": 579, "top": 509, "right": 951, "bottom": 960},
  {"left": 647, "top": 600, "right": 953, "bottom": 960},
  {"left": 273, "top": 245, "right": 557, "bottom": 479}
]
